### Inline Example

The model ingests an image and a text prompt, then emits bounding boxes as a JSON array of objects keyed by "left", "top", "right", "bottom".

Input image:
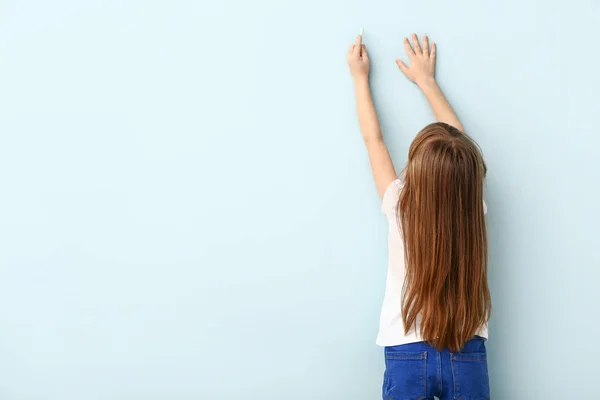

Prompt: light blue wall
[{"left": 0, "top": 0, "right": 598, "bottom": 398}]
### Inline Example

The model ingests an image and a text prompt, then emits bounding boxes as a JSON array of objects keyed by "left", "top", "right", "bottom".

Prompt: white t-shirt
[{"left": 376, "top": 178, "right": 488, "bottom": 347}]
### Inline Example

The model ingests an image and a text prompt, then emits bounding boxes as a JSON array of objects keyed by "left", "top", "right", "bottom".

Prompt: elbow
[{"left": 362, "top": 131, "right": 384, "bottom": 145}]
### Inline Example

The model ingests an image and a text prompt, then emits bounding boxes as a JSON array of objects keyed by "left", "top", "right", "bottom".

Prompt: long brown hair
[{"left": 398, "top": 122, "right": 491, "bottom": 352}]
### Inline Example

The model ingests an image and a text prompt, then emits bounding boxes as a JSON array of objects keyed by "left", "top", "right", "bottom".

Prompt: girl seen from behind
[{"left": 347, "top": 33, "right": 491, "bottom": 400}]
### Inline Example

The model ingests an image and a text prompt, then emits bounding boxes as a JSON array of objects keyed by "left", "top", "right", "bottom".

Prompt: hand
[
  {"left": 396, "top": 34, "right": 436, "bottom": 87},
  {"left": 347, "top": 34, "right": 370, "bottom": 82}
]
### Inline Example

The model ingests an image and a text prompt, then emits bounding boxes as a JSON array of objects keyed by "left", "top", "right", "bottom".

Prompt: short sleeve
[
  {"left": 381, "top": 179, "right": 403, "bottom": 215},
  {"left": 483, "top": 200, "right": 488, "bottom": 215}
]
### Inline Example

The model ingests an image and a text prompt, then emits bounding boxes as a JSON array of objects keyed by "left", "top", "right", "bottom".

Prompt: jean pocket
[
  {"left": 383, "top": 351, "right": 427, "bottom": 400},
  {"left": 451, "top": 353, "right": 490, "bottom": 400}
]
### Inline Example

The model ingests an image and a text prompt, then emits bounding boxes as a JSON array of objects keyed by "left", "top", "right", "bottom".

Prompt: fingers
[
  {"left": 355, "top": 34, "right": 362, "bottom": 47},
  {"left": 355, "top": 34, "right": 362, "bottom": 56},
  {"left": 403, "top": 37, "right": 415, "bottom": 56},
  {"left": 361, "top": 44, "right": 369, "bottom": 60},
  {"left": 423, "top": 35, "right": 430, "bottom": 56},
  {"left": 353, "top": 35, "right": 363, "bottom": 56},
  {"left": 431, "top": 42, "right": 436, "bottom": 60},
  {"left": 348, "top": 42, "right": 368, "bottom": 62},
  {"left": 396, "top": 59, "right": 409, "bottom": 75},
  {"left": 412, "top": 33, "right": 422, "bottom": 54}
]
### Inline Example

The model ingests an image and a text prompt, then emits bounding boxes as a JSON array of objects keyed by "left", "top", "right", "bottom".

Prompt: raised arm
[
  {"left": 347, "top": 34, "right": 398, "bottom": 198},
  {"left": 396, "top": 34, "right": 465, "bottom": 132}
]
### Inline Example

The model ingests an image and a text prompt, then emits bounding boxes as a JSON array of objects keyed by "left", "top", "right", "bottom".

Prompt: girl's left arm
[{"left": 347, "top": 34, "right": 398, "bottom": 198}]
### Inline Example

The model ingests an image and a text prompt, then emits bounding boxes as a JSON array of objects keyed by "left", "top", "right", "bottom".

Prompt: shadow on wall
[
  {"left": 484, "top": 176, "right": 530, "bottom": 398},
  {"left": 484, "top": 180, "right": 506, "bottom": 398}
]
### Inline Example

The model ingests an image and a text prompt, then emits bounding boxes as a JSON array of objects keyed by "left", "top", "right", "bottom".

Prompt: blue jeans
[{"left": 382, "top": 337, "right": 490, "bottom": 400}]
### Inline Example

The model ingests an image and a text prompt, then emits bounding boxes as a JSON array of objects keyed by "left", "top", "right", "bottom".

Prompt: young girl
[{"left": 347, "top": 33, "right": 492, "bottom": 399}]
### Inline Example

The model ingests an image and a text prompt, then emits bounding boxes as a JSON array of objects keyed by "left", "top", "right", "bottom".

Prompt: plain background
[{"left": 1, "top": 0, "right": 599, "bottom": 398}]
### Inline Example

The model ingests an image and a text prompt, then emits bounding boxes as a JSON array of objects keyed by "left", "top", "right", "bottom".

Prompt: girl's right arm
[
  {"left": 396, "top": 34, "right": 465, "bottom": 133},
  {"left": 348, "top": 34, "right": 398, "bottom": 199}
]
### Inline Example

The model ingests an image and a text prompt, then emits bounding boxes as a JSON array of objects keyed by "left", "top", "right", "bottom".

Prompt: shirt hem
[{"left": 376, "top": 332, "right": 488, "bottom": 347}]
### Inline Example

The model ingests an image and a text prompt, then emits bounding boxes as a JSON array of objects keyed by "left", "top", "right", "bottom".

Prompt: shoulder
[{"left": 381, "top": 178, "right": 404, "bottom": 215}]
